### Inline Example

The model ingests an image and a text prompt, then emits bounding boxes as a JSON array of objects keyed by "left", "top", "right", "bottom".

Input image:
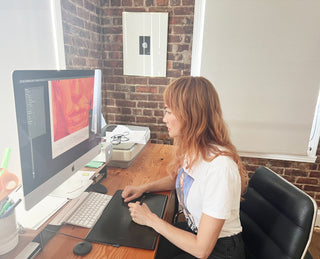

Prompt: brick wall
[
  {"left": 61, "top": 0, "right": 320, "bottom": 207},
  {"left": 100, "top": 0, "right": 194, "bottom": 144},
  {"left": 61, "top": 0, "right": 103, "bottom": 69}
]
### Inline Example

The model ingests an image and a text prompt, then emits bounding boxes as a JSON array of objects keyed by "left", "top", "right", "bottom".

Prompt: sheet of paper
[
  {"left": 50, "top": 170, "right": 95, "bottom": 199},
  {"left": 104, "top": 125, "right": 147, "bottom": 144},
  {"left": 92, "top": 151, "right": 106, "bottom": 162},
  {"left": 15, "top": 195, "right": 68, "bottom": 230}
]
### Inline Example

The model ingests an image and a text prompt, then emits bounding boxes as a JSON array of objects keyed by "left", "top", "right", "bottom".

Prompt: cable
[
  {"left": 35, "top": 224, "right": 120, "bottom": 249},
  {"left": 50, "top": 229, "right": 84, "bottom": 240},
  {"left": 40, "top": 224, "right": 86, "bottom": 241},
  {"left": 32, "top": 224, "right": 86, "bottom": 251},
  {"left": 33, "top": 225, "right": 94, "bottom": 256}
]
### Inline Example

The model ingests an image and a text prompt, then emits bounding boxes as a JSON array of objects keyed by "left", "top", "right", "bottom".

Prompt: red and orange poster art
[{"left": 51, "top": 77, "right": 94, "bottom": 141}]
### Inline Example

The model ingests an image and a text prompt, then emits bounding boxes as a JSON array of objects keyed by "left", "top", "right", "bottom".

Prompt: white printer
[{"left": 103, "top": 124, "right": 150, "bottom": 168}]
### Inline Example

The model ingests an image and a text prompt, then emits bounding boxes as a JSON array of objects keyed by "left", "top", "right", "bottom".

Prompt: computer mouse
[{"left": 73, "top": 241, "right": 92, "bottom": 256}]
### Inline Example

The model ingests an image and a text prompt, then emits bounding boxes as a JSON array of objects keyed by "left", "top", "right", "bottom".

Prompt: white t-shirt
[{"left": 175, "top": 155, "right": 242, "bottom": 238}]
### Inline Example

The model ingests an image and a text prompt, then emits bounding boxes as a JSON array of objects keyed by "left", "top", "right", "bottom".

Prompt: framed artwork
[{"left": 123, "top": 12, "right": 168, "bottom": 77}]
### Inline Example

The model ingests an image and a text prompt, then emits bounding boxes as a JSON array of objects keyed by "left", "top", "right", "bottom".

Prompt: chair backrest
[{"left": 240, "top": 166, "right": 317, "bottom": 259}]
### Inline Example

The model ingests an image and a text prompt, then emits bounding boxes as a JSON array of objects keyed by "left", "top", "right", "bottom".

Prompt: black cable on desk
[
  {"left": 39, "top": 225, "right": 85, "bottom": 241},
  {"left": 32, "top": 225, "right": 65, "bottom": 249}
]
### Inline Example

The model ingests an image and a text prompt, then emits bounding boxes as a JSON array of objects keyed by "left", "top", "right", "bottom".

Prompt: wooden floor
[{"left": 308, "top": 228, "right": 320, "bottom": 259}]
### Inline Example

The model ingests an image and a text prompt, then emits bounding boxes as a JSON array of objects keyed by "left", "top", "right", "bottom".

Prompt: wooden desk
[
  {"left": 4, "top": 143, "right": 175, "bottom": 259},
  {"left": 309, "top": 227, "right": 320, "bottom": 259}
]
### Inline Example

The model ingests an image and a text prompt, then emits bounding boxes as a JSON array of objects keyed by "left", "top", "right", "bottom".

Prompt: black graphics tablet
[{"left": 85, "top": 189, "right": 167, "bottom": 250}]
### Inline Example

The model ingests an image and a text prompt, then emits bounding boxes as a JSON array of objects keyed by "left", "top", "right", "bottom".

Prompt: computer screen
[{"left": 12, "top": 69, "right": 102, "bottom": 210}]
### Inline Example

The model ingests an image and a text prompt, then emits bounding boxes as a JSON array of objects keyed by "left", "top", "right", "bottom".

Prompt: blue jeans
[{"left": 156, "top": 221, "right": 245, "bottom": 259}]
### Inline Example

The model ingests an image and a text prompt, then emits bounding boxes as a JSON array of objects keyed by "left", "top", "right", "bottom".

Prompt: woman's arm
[
  {"left": 157, "top": 214, "right": 225, "bottom": 259},
  {"left": 122, "top": 175, "right": 176, "bottom": 202},
  {"left": 129, "top": 203, "right": 224, "bottom": 259}
]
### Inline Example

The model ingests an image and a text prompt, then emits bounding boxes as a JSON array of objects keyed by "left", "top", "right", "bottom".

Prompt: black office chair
[{"left": 240, "top": 166, "right": 317, "bottom": 259}]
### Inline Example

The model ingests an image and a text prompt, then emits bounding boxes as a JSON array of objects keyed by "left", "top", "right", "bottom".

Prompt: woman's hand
[
  {"left": 122, "top": 185, "right": 144, "bottom": 202},
  {"left": 128, "top": 201, "right": 157, "bottom": 227}
]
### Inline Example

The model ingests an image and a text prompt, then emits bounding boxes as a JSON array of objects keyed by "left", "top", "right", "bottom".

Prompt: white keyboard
[{"left": 50, "top": 192, "right": 112, "bottom": 228}]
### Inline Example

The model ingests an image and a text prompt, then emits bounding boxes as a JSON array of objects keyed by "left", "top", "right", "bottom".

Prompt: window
[{"left": 192, "top": 0, "right": 320, "bottom": 162}]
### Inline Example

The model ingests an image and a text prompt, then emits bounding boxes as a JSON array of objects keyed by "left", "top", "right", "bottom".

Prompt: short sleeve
[{"left": 202, "top": 158, "right": 240, "bottom": 219}]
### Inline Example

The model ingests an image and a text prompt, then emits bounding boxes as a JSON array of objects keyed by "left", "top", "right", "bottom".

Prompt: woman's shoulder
[
  {"left": 211, "top": 154, "right": 235, "bottom": 166},
  {"left": 208, "top": 145, "right": 237, "bottom": 166},
  {"left": 194, "top": 154, "right": 237, "bottom": 174},
  {"left": 186, "top": 147, "right": 237, "bottom": 176},
  {"left": 205, "top": 157, "right": 237, "bottom": 179}
]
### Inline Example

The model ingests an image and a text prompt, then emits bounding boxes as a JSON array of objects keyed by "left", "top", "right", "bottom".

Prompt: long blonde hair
[{"left": 164, "top": 76, "right": 248, "bottom": 195}]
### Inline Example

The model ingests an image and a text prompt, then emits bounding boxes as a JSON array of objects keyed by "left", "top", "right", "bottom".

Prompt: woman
[{"left": 122, "top": 76, "right": 248, "bottom": 259}]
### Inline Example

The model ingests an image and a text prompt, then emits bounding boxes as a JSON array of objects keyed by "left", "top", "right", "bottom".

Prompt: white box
[{"left": 105, "top": 125, "right": 150, "bottom": 168}]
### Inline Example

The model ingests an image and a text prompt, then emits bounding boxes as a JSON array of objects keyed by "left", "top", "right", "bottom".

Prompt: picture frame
[{"left": 123, "top": 12, "right": 168, "bottom": 77}]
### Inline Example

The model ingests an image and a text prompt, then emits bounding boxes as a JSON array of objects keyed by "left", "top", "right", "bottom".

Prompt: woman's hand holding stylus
[{"left": 128, "top": 201, "right": 158, "bottom": 227}]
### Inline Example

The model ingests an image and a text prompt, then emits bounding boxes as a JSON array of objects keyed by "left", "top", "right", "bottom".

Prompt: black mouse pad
[{"left": 85, "top": 189, "right": 167, "bottom": 250}]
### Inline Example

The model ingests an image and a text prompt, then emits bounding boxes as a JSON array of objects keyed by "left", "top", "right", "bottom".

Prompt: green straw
[{"left": 0, "top": 148, "right": 11, "bottom": 176}]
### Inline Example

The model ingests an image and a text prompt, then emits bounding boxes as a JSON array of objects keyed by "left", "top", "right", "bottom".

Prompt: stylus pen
[{"left": 140, "top": 195, "right": 146, "bottom": 205}]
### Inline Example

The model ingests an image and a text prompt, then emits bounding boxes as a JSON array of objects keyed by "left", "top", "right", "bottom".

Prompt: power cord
[
  {"left": 34, "top": 224, "right": 85, "bottom": 245},
  {"left": 33, "top": 224, "right": 93, "bottom": 256}
]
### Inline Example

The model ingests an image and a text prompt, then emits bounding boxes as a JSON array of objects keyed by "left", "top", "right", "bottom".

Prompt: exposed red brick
[
  {"left": 125, "top": 77, "right": 148, "bottom": 84},
  {"left": 136, "top": 116, "right": 157, "bottom": 123},
  {"left": 310, "top": 171, "right": 320, "bottom": 177},
  {"left": 129, "top": 93, "right": 148, "bottom": 100},
  {"left": 133, "top": 0, "right": 144, "bottom": 6},
  {"left": 137, "top": 101, "right": 158, "bottom": 109},
  {"left": 116, "top": 99, "right": 137, "bottom": 107},
  {"left": 296, "top": 177, "right": 319, "bottom": 185},
  {"left": 148, "top": 77, "right": 170, "bottom": 85},
  {"left": 122, "top": 0, "right": 133, "bottom": 6},
  {"left": 111, "top": 0, "right": 121, "bottom": 7},
  {"left": 284, "top": 169, "right": 308, "bottom": 177},
  {"left": 173, "top": 6, "right": 193, "bottom": 15},
  {"left": 148, "top": 94, "right": 164, "bottom": 102},
  {"left": 170, "top": 0, "right": 181, "bottom": 5},
  {"left": 304, "top": 185, "right": 320, "bottom": 192},
  {"left": 136, "top": 86, "right": 158, "bottom": 93},
  {"left": 157, "top": 0, "right": 169, "bottom": 6},
  {"left": 182, "top": 0, "right": 194, "bottom": 5}
]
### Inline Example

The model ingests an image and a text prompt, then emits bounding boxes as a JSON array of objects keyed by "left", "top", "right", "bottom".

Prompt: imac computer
[{"left": 12, "top": 69, "right": 102, "bottom": 210}]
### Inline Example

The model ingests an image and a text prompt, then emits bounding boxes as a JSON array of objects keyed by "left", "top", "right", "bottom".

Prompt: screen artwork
[{"left": 50, "top": 77, "right": 94, "bottom": 158}]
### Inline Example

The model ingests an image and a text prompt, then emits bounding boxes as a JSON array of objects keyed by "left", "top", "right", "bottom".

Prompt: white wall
[{"left": 0, "top": 0, "right": 65, "bottom": 178}]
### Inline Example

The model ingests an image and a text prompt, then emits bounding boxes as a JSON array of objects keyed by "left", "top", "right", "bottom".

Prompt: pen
[
  {"left": 1, "top": 199, "right": 22, "bottom": 218},
  {"left": 0, "top": 148, "right": 11, "bottom": 175},
  {"left": 0, "top": 197, "right": 9, "bottom": 209},
  {"left": 140, "top": 195, "right": 146, "bottom": 205},
  {"left": 0, "top": 200, "right": 11, "bottom": 215},
  {"left": 15, "top": 184, "right": 22, "bottom": 193}
]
